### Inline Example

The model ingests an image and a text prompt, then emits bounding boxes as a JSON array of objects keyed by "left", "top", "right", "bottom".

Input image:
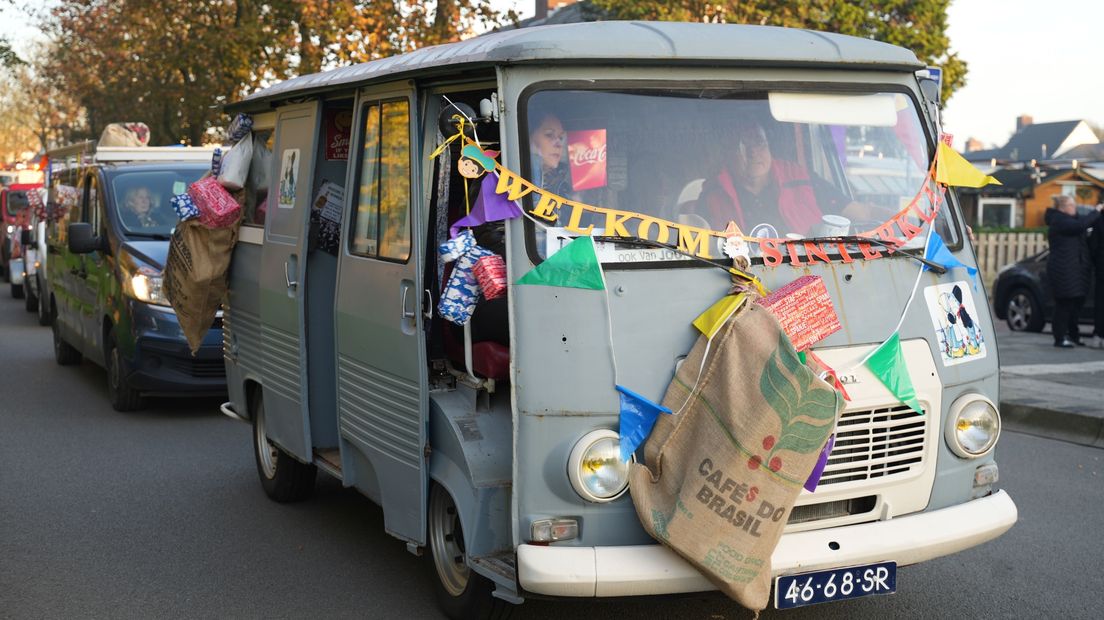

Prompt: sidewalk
[{"left": 996, "top": 321, "right": 1104, "bottom": 448}]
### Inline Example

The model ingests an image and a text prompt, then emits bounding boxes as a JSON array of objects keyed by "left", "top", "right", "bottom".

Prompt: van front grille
[{"left": 817, "top": 404, "right": 926, "bottom": 486}]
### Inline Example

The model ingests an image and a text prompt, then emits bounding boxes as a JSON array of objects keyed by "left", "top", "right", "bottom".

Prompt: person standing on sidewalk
[
  {"left": 1090, "top": 201, "right": 1104, "bottom": 348},
  {"left": 1045, "top": 195, "right": 1101, "bottom": 347}
]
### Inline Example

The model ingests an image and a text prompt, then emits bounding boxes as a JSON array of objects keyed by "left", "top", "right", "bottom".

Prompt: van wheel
[
  {"left": 106, "top": 329, "right": 143, "bottom": 412},
  {"left": 11, "top": 282, "right": 22, "bottom": 298},
  {"left": 252, "top": 392, "right": 316, "bottom": 502},
  {"left": 1006, "top": 287, "right": 1044, "bottom": 332},
  {"left": 37, "top": 287, "right": 50, "bottom": 326},
  {"left": 52, "top": 311, "right": 82, "bottom": 366},
  {"left": 428, "top": 484, "right": 512, "bottom": 620},
  {"left": 24, "top": 282, "right": 37, "bottom": 312}
]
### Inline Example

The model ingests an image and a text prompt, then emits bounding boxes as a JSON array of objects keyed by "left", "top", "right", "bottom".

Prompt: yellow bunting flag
[
  {"left": 935, "top": 142, "right": 1001, "bottom": 188},
  {"left": 692, "top": 293, "right": 748, "bottom": 340}
]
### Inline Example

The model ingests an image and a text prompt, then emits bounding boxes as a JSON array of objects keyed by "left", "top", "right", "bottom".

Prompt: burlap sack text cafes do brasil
[{"left": 629, "top": 303, "right": 843, "bottom": 611}]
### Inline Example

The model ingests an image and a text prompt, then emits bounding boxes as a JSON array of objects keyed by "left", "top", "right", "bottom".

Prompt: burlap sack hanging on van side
[
  {"left": 629, "top": 302, "right": 842, "bottom": 611},
  {"left": 163, "top": 217, "right": 241, "bottom": 354}
]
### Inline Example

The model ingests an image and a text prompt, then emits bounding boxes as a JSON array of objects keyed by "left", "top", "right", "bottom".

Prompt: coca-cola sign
[{"left": 568, "top": 129, "right": 607, "bottom": 191}]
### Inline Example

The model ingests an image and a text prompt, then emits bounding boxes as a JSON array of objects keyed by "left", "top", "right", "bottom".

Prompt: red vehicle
[{"left": 1, "top": 183, "right": 42, "bottom": 296}]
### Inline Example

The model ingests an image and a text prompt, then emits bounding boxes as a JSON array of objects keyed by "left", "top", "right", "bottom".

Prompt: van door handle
[
  {"left": 284, "top": 260, "right": 298, "bottom": 290},
  {"left": 401, "top": 285, "right": 416, "bottom": 319}
]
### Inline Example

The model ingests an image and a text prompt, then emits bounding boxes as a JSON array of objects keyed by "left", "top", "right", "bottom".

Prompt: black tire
[
  {"left": 106, "top": 329, "right": 143, "bottom": 412},
  {"left": 10, "top": 282, "right": 22, "bottom": 299},
  {"left": 1005, "top": 287, "right": 1045, "bottom": 332},
  {"left": 252, "top": 392, "right": 316, "bottom": 502},
  {"left": 427, "top": 484, "right": 513, "bottom": 620},
  {"left": 24, "top": 281, "right": 37, "bottom": 312},
  {"left": 52, "top": 309, "right": 82, "bottom": 366},
  {"left": 37, "top": 287, "right": 50, "bottom": 326}
]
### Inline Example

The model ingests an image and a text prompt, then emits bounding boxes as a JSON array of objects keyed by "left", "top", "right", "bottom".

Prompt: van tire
[
  {"left": 24, "top": 282, "right": 37, "bottom": 312},
  {"left": 252, "top": 392, "right": 316, "bottom": 502},
  {"left": 106, "top": 329, "right": 143, "bottom": 412},
  {"left": 37, "top": 286, "right": 50, "bottom": 326},
  {"left": 427, "top": 484, "right": 513, "bottom": 620},
  {"left": 11, "top": 282, "right": 22, "bottom": 299},
  {"left": 52, "top": 310, "right": 82, "bottom": 366}
]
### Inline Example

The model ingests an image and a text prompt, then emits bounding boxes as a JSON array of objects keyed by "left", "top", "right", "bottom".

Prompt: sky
[{"left": 4, "top": 0, "right": 1101, "bottom": 152}]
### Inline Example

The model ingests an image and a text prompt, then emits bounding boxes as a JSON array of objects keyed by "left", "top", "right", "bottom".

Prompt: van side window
[{"left": 350, "top": 99, "right": 411, "bottom": 261}]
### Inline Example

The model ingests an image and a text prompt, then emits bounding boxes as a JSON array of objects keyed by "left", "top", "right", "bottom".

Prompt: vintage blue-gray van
[{"left": 220, "top": 21, "right": 1017, "bottom": 618}]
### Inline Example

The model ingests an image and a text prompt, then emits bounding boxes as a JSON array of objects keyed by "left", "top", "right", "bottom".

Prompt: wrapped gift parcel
[
  {"left": 755, "top": 275, "right": 840, "bottom": 351},
  {"left": 438, "top": 229, "right": 477, "bottom": 263},
  {"left": 171, "top": 193, "right": 200, "bottom": 222},
  {"left": 188, "top": 176, "right": 241, "bottom": 229},
  {"left": 226, "top": 113, "right": 254, "bottom": 143},
  {"left": 473, "top": 254, "right": 507, "bottom": 300},
  {"left": 438, "top": 245, "right": 494, "bottom": 325}
]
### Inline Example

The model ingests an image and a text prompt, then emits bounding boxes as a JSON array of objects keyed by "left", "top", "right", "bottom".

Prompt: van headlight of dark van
[
  {"left": 568, "top": 429, "right": 632, "bottom": 502},
  {"left": 945, "top": 394, "right": 1001, "bottom": 458},
  {"left": 121, "top": 262, "right": 170, "bottom": 307}
]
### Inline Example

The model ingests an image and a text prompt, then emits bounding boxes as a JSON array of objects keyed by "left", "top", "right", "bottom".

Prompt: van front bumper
[
  {"left": 124, "top": 303, "right": 226, "bottom": 396},
  {"left": 517, "top": 489, "right": 1016, "bottom": 597}
]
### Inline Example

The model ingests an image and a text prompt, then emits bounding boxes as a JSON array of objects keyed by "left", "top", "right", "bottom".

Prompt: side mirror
[
  {"left": 68, "top": 222, "right": 105, "bottom": 254},
  {"left": 20, "top": 228, "right": 32, "bottom": 246}
]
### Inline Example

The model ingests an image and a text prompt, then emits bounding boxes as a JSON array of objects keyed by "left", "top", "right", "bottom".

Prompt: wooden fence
[{"left": 974, "top": 231, "right": 1047, "bottom": 287}]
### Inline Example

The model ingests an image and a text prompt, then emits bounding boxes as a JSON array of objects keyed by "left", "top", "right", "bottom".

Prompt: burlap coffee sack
[
  {"left": 163, "top": 218, "right": 241, "bottom": 354},
  {"left": 629, "top": 303, "right": 842, "bottom": 611}
]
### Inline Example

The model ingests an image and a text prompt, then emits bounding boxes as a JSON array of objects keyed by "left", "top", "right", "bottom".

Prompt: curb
[{"left": 1000, "top": 401, "right": 1104, "bottom": 448}]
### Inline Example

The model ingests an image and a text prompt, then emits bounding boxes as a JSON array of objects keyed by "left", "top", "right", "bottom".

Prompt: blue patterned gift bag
[
  {"left": 438, "top": 245, "right": 494, "bottom": 325},
  {"left": 171, "top": 193, "right": 200, "bottom": 222}
]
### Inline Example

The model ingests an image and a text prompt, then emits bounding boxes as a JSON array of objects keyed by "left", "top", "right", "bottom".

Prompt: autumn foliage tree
[
  {"left": 590, "top": 0, "right": 967, "bottom": 104},
  {"left": 39, "top": 1, "right": 512, "bottom": 146}
]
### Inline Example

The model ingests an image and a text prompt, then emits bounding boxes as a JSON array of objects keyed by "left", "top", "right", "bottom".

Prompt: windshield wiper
[
  {"left": 593, "top": 233, "right": 947, "bottom": 275},
  {"left": 128, "top": 232, "right": 171, "bottom": 241}
]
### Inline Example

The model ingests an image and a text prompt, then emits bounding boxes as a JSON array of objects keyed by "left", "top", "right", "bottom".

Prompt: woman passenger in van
[{"left": 693, "top": 120, "right": 876, "bottom": 237}]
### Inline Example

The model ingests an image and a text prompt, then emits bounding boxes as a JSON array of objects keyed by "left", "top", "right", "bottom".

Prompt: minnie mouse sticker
[{"left": 923, "top": 281, "right": 987, "bottom": 365}]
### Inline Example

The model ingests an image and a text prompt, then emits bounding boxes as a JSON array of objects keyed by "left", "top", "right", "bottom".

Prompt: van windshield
[
  {"left": 523, "top": 87, "right": 956, "bottom": 263},
  {"left": 7, "top": 191, "right": 29, "bottom": 213},
  {"left": 109, "top": 166, "right": 207, "bottom": 238}
]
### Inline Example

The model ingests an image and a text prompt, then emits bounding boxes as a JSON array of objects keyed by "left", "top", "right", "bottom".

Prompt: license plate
[{"left": 774, "top": 561, "right": 896, "bottom": 609}]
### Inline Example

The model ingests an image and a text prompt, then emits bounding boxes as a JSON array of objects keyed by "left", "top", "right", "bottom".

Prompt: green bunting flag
[
  {"left": 516, "top": 236, "right": 606, "bottom": 290},
  {"left": 865, "top": 332, "right": 924, "bottom": 415}
]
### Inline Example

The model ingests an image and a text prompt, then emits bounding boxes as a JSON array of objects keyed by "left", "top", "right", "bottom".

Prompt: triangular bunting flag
[
  {"left": 865, "top": 332, "right": 924, "bottom": 415},
  {"left": 923, "top": 229, "right": 979, "bottom": 289},
  {"left": 616, "top": 385, "right": 672, "bottom": 462},
  {"left": 516, "top": 235, "right": 605, "bottom": 290},
  {"left": 449, "top": 173, "right": 524, "bottom": 238},
  {"left": 936, "top": 142, "right": 1001, "bottom": 188},
  {"left": 804, "top": 435, "right": 835, "bottom": 492},
  {"left": 691, "top": 293, "right": 747, "bottom": 340}
]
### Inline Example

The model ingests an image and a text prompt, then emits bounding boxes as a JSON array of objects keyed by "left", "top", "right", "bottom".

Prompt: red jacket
[{"left": 700, "top": 160, "right": 821, "bottom": 235}]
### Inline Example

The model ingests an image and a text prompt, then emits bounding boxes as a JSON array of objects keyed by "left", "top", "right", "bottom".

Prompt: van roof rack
[{"left": 46, "top": 141, "right": 215, "bottom": 165}]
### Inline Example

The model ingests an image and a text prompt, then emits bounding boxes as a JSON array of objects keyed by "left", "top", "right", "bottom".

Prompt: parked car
[
  {"left": 46, "top": 142, "right": 221, "bottom": 411},
  {"left": 992, "top": 248, "right": 1096, "bottom": 331}
]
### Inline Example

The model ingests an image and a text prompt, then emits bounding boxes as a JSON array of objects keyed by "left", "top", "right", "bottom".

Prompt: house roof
[
  {"left": 1060, "top": 143, "right": 1104, "bottom": 161},
  {"left": 228, "top": 21, "right": 922, "bottom": 111},
  {"left": 985, "top": 121, "right": 1082, "bottom": 162}
]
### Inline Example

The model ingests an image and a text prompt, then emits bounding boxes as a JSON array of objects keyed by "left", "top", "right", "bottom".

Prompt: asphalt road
[{"left": 2, "top": 294, "right": 1102, "bottom": 619}]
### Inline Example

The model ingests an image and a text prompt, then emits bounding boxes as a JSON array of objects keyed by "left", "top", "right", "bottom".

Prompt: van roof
[
  {"left": 46, "top": 143, "right": 216, "bottom": 165},
  {"left": 230, "top": 22, "right": 923, "bottom": 111}
]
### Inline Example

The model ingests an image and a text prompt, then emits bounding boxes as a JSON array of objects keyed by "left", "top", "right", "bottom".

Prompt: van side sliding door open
[
  {"left": 334, "top": 88, "right": 427, "bottom": 544},
  {"left": 258, "top": 101, "right": 320, "bottom": 462}
]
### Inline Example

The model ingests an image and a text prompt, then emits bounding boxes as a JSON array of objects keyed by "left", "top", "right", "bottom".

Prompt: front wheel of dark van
[
  {"left": 24, "top": 281, "right": 37, "bottom": 312},
  {"left": 52, "top": 311, "right": 82, "bottom": 366},
  {"left": 106, "top": 330, "right": 143, "bottom": 412},
  {"left": 428, "top": 484, "right": 513, "bottom": 620},
  {"left": 252, "top": 393, "right": 316, "bottom": 502},
  {"left": 36, "top": 286, "right": 50, "bottom": 326}
]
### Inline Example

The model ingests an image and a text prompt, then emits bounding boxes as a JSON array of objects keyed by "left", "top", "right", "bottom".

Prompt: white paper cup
[{"left": 817, "top": 214, "right": 850, "bottom": 237}]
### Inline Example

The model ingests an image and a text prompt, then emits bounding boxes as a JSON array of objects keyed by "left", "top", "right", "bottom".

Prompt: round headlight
[
  {"left": 946, "top": 394, "right": 1000, "bottom": 458},
  {"left": 568, "top": 429, "right": 632, "bottom": 502}
]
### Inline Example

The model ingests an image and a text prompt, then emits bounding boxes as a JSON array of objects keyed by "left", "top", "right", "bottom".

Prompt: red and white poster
[
  {"left": 325, "top": 109, "right": 353, "bottom": 161},
  {"left": 568, "top": 128, "right": 607, "bottom": 191}
]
